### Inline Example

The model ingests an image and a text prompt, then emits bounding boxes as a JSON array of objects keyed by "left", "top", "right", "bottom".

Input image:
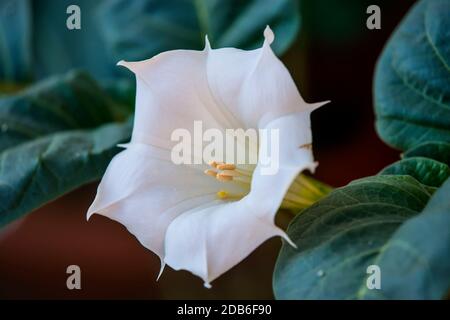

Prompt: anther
[
  {"left": 216, "top": 173, "right": 233, "bottom": 182},
  {"left": 220, "top": 170, "right": 240, "bottom": 177},
  {"left": 216, "top": 163, "right": 236, "bottom": 170},
  {"left": 204, "top": 169, "right": 217, "bottom": 177},
  {"left": 208, "top": 161, "right": 218, "bottom": 168}
]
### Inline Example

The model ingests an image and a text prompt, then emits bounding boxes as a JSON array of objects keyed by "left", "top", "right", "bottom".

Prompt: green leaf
[
  {"left": 377, "top": 177, "right": 450, "bottom": 299},
  {"left": 0, "top": 70, "right": 125, "bottom": 153},
  {"left": 99, "top": 0, "right": 300, "bottom": 58},
  {"left": 30, "top": 0, "right": 300, "bottom": 81},
  {"left": 374, "top": 0, "right": 450, "bottom": 151},
  {"left": 32, "top": 0, "right": 118, "bottom": 81},
  {"left": 0, "top": 0, "right": 32, "bottom": 82},
  {"left": 0, "top": 71, "right": 131, "bottom": 227},
  {"left": 0, "top": 121, "right": 131, "bottom": 227},
  {"left": 380, "top": 156, "right": 450, "bottom": 187},
  {"left": 403, "top": 141, "right": 450, "bottom": 166},
  {"left": 273, "top": 175, "right": 450, "bottom": 299}
]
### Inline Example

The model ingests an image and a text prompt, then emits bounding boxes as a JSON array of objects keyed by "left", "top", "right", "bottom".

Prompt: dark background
[{"left": 0, "top": 0, "right": 415, "bottom": 299}]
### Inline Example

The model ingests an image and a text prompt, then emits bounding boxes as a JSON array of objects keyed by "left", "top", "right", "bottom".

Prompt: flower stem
[{"left": 281, "top": 174, "right": 333, "bottom": 212}]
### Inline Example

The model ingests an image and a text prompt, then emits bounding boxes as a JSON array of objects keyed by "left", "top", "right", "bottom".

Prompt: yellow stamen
[
  {"left": 216, "top": 173, "right": 233, "bottom": 182},
  {"left": 205, "top": 160, "right": 252, "bottom": 189},
  {"left": 205, "top": 156, "right": 331, "bottom": 210},
  {"left": 204, "top": 169, "right": 217, "bottom": 177},
  {"left": 216, "top": 163, "right": 236, "bottom": 170},
  {"left": 217, "top": 190, "right": 228, "bottom": 199},
  {"left": 216, "top": 190, "right": 244, "bottom": 200},
  {"left": 206, "top": 161, "right": 242, "bottom": 181},
  {"left": 219, "top": 169, "right": 240, "bottom": 177},
  {"left": 208, "top": 161, "right": 218, "bottom": 168}
]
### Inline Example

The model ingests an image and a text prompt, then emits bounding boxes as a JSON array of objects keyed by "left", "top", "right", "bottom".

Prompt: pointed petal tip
[
  {"left": 263, "top": 25, "right": 275, "bottom": 45},
  {"left": 204, "top": 282, "right": 212, "bottom": 289},
  {"left": 86, "top": 209, "right": 95, "bottom": 221},
  {"left": 204, "top": 35, "right": 211, "bottom": 51},
  {"left": 281, "top": 232, "right": 297, "bottom": 249},
  {"left": 274, "top": 227, "right": 297, "bottom": 248},
  {"left": 156, "top": 262, "right": 166, "bottom": 281},
  {"left": 117, "top": 60, "right": 137, "bottom": 74},
  {"left": 308, "top": 100, "right": 331, "bottom": 112},
  {"left": 86, "top": 201, "right": 100, "bottom": 221},
  {"left": 308, "top": 161, "right": 319, "bottom": 174}
]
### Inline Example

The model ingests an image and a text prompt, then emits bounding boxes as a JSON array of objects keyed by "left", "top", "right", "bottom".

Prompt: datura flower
[{"left": 87, "top": 26, "right": 330, "bottom": 287}]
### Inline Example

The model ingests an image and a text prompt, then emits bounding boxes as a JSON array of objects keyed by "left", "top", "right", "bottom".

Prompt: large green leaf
[
  {"left": 380, "top": 156, "right": 449, "bottom": 187},
  {"left": 0, "top": 70, "right": 125, "bottom": 152},
  {"left": 403, "top": 141, "right": 450, "bottom": 166},
  {"left": 0, "top": 71, "right": 131, "bottom": 227},
  {"left": 30, "top": 0, "right": 300, "bottom": 81},
  {"left": 0, "top": 121, "right": 131, "bottom": 227},
  {"left": 374, "top": 0, "right": 450, "bottom": 151},
  {"left": 273, "top": 175, "right": 450, "bottom": 299},
  {"left": 374, "top": 176, "right": 450, "bottom": 299}
]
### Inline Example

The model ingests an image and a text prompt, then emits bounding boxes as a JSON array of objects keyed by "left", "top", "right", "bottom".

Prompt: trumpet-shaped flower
[{"left": 87, "top": 27, "right": 329, "bottom": 287}]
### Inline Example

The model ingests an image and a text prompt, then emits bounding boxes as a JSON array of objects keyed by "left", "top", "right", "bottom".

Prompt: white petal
[
  {"left": 118, "top": 27, "right": 327, "bottom": 151},
  {"left": 91, "top": 28, "right": 329, "bottom": 285},
  {"left": 205, "top": 26, "right": 327, "bottom": 129},
  {"left": 164, "top": 198, "right": 287, "bottom": 287},
  {"left": 248, "top": 111, "right": 319, "bottom": 214},
  {"left": 263, "top": 25, "right": 275, "bottom": 45},
  {"left": 87, "top": 143, "right": 244, "bottom": 264},
  {"left": 164, "top": 112, "right": 317, "bottom": 286},
  {"left": 117, "top": 49, "right": 239, "bottom": 150}
]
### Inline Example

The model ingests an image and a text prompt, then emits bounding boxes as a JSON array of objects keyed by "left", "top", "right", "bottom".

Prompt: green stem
[{"left": 281, "top": 174, "right": 333, "bottom": 212}]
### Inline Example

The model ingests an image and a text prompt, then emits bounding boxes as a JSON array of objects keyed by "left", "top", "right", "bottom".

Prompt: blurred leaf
[
  {"left": 374, "top": 0, "right": 450, "bottom": 150},
  {"left": 403, "top": 141, "right": 450, "bottom": 165},
  {"left": 0, "top": 70, "right": 126, "bottom": 152},
  {"left": 0, "top": 0, "right": 32, "bottom": 81},
  {"left": 32, "top": 0, "right": 118, "bottom": 81},
  {"left": 0, "top": 71, "right": 131, "bottom": 227},
  {"left": 274, "top": 175, "right": 450, "bottom": 299},
  {"left": 31, "top": 0, "right": 300, "bottom": 81},
  {"left": 0, "top": 121, "right": 131, "bottom": 227},
  {"left": 380, "top": 157, "right": 449, "bottom": 187},
  {"left": 101, "top": 0, "right": 300, "bottom": 56},
  {"left": 102, "top": 78, "right": 136, "bottom": 111}
]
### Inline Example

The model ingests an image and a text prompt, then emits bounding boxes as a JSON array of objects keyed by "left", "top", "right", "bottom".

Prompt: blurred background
[{"left": 0, "top": 0, "right": 416, "bottom": 299}]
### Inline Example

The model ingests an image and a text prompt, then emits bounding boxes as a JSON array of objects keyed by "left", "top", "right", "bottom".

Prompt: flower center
[
  {"left": 204, "top": 161, "right": 252, "bottom": 182},
  {"left": 204, "top": 161, "right": 252, "bottom": 199},
  {"left": 204, "top": 161, "right": 331, "bottom": 211}
]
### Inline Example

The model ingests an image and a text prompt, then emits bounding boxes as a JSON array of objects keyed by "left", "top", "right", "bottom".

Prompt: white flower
[{"left": 87, "top": 26, "right": 329, "bottom": 287}]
